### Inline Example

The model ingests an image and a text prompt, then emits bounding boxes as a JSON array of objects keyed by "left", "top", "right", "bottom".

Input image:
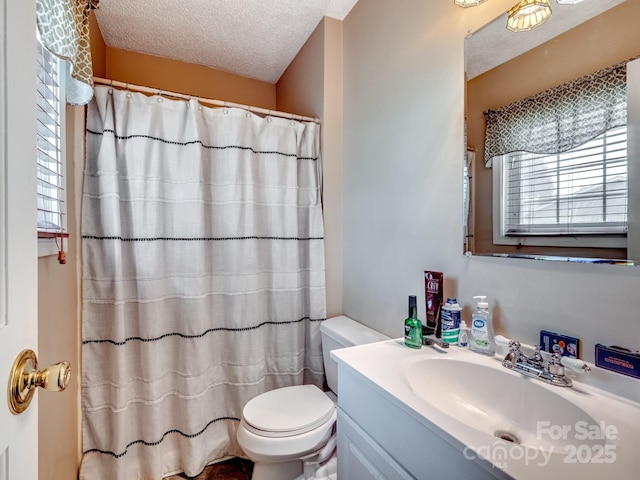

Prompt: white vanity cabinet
[
  {"left": 335, "top": 352, "right": 505, "bottom": 480},
  {"left": 338, "top": 409, "right": 414, "bottom": 479},
  {"left": 333, "top": 339, "right": 640, "bottom": 480}
]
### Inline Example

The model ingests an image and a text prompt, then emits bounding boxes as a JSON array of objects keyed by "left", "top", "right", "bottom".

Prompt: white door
[{"left": 0, "top": 0, "right": 40, "bottom": 479}]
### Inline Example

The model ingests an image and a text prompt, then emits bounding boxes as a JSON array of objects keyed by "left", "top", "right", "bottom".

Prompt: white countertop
[{"left": 332, "top": 338, "right": 640, "bottom": 479}]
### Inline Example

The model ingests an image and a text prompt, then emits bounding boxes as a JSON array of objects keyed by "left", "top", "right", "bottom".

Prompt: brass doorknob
[{"left": 7, "top": 349, "right": 71, "bottom": 415}]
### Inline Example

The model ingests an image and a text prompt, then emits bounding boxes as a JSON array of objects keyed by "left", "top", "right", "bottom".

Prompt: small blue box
[
  {"left": 595, "top": 344, "right": 640, "bottom": 380},
  {"left": 540, "top": 330, "right": 580, "bottom": 358}
]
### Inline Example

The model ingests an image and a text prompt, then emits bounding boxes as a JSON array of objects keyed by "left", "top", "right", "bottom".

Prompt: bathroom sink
[
  {"left": 333, "top": 339, "right": 640, "bottom": 479},
  {"left": 404, "top": 357, "right": 601, "bottom": 452}
]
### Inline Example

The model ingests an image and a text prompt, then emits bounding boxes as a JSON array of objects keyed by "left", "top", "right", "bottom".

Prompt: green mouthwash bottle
[{"left": 404, "top": 295, "right": 422, "bottom": 349}]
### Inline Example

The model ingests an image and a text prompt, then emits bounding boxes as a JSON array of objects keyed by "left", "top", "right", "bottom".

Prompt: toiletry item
[
  {"left": 423, "top": 271, "right": 443, "bottom": 337},
  {"left": 540, "top": 330, "right": 580, "bottom": 359},
  {"left": 595, "top": 344, "right": 640, "bottom": 380},
  {"left": 440, "top": 298, "right": 462, "bottom": 345},
  {"left": 458, "top": 320, "right": 469, "bottom": 348},
  {"left": 494, "top": 335, "right": 511, "bottom": 356},
  {"left": 469, "top": 295, "right": 495, "bottom": 355},
  {"left": 404, "top": 295, "right": 422, "bottom": 349},
  {"left": 421, "top": 335, "right": 449, "bottom": 348}
]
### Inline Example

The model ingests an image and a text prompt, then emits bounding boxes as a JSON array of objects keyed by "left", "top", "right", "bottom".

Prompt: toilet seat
[{"left": 242, "top": 385, "right": 335, "bottom": 438}]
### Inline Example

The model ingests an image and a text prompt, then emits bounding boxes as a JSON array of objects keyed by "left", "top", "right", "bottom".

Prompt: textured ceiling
[
  {"left": 466, "top": 0, "right": 626, "bottom": 80},
  {"left": 96, "top": 0, "right": 359, "bottom": 84}
]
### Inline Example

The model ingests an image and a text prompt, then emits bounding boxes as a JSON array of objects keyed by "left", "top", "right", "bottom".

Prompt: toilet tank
[{"left": 320, "top": 315, "right": 390, "bottom": 395}]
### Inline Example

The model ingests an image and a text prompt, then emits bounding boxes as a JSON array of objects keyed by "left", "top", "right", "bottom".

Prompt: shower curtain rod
[{"left": 92, "top": 77, "right": 320, "bottom": 124}]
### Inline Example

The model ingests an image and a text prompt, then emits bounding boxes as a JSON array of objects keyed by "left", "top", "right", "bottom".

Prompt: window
[
  {"left": 494, "top": 126, "right": 628, "bottom": 248},
  {"left": 36, "top": 38, "right": 68, "bottom": 258},
  {"left": 36, "top": 38, "right": 67, "bottom": 257}
]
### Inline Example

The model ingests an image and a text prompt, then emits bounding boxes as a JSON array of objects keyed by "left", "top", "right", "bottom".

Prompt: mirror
[{"left": 464, "top": 0, "right": 640, "bottom": 265}]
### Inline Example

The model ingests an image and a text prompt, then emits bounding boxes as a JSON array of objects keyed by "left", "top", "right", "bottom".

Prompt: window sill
[
  {"left": 37, "top": 232, "right": 69, "bottom": 259},
  {"left": 492, "top": 234, "right": 626, "bottom": 249}
]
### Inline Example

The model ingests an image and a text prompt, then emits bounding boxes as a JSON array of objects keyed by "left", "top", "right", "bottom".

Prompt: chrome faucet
[{"left": 502, "top": 340, "right": 590, "bottom": 387}]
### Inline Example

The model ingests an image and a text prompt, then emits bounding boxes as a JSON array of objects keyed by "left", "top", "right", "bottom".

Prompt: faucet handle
[
  {"left": 560, "top": 356, "right": 591, "bottom": 373},
  {"left": 508, "top": 340, "right": 521, "bottom": 352},
  {"left": 549, "top": 353, "right": 562, "bottom": 365},
  {"left": 528, "top": 345, "right": 544, "bottom": 366},
  {"left": 547, "top": 353, "right": 565, "bottom": 376}
]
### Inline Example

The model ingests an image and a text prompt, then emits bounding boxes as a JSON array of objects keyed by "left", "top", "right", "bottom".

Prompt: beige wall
[
  {"left": 105, "top": 48, "right": 277, "bottom": 109},
  {"left": 277, "top": 18, "right": 344, "bottom": 317},
  {"left": 467, "top": 1, "right": 640, "bottom": 257},
  {"left": 89, "top": 13, "right": 106, "bottom": 78}
]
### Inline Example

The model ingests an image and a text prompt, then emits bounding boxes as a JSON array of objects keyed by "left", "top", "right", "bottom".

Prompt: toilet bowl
[
  {"left": 237, "top": 385, "right": 337, "bottom": 480},
  {"left": 236, "top": 316, "right": 390, "bottom": 480}
]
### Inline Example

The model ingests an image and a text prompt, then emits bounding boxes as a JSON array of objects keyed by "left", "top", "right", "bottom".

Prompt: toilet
[{"left": 236, "top": 315, "right": 390, "bottom": 480}]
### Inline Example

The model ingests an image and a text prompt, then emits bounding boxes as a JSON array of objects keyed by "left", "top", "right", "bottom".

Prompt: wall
[
  {"left": 277, "top": 18, "right": 344, "bottom": 317},
  {"left": 89, "top": 13, "right": 106, "bottom": 78},
  {"left": 467, "top": 1, "right": 640, "bottom": 258},
  {"left": 341, "top": 0, "right": 640, "bottom": 383},
  {"left": 37, "top": 106, "right": 83, "bottom": 479},
  {"left": 105, "top": 48, "right": 276, "bottom": 109}
]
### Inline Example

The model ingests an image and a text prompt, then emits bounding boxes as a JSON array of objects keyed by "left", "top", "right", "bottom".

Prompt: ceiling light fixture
[
  {"left": 454, "top": 0, "right": 488, "bottom": 7},
  {"left": 555, "top": 0, "right": 583, "bottom": 4},
  {"left": 506, "top": 0, "right": 552, "bottom": 32}
]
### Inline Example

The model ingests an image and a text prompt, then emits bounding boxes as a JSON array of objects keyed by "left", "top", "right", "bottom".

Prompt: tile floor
[{"left": 166, "top": 457, "right": 254, "bottom": 480}]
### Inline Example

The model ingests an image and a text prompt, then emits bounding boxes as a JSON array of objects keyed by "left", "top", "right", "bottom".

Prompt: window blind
[
  {"left": 503, "top": 126, "right": 628, "bottom": 236},
  {"left": 36, "top": 40, "right": 66, "bottom": 234}
]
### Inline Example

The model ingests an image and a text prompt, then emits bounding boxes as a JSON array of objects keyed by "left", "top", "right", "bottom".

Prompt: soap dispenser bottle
[
  {"left": 469, "top": 296, "right": 495, "bottom": 355},
  {"left": 404, "top": 295, "right": 422, "bottom": 349}
]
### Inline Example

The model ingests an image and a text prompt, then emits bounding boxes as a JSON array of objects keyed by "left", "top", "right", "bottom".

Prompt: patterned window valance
[
  {"left": 36, "top": 0, "right": 96, "bottom": 105},
  {"left": 483, "top": 60, "right": 629, "bottom": 167}
]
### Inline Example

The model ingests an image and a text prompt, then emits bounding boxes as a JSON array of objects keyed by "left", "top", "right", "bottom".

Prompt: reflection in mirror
[{"left": 464, "top": 0, "right": 640, "bottom": 266}]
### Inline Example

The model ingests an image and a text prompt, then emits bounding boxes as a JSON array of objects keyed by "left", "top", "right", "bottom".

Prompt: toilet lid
[{"left": 242, "top": 384, "right": 335, "bottom": 438}]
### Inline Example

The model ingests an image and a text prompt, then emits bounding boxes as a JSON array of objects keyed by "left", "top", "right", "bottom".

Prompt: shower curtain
[{"left": 80, "top": 86, "right": 327, "bottom": 479}]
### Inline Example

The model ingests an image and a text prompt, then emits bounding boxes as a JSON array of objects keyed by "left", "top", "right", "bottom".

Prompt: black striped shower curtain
[{"left": 80, "top": 86, "right": 326, "bottom": 479}]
